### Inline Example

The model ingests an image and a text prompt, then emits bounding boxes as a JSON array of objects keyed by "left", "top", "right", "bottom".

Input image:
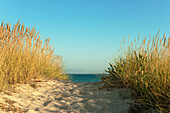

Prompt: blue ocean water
[{"left": 69, "top": 74, "right": 103, "bottom": 82}]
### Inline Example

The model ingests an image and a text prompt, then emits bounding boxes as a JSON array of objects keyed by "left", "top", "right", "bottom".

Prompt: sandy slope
[{"left": 0, "top": 80, "right": 133, "bottom": 113}]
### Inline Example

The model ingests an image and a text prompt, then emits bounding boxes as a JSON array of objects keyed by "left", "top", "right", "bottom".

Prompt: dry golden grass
[
  {"left": 102, "top": 31, "right": 170, "bottom": 112},
  {"left": 0, "top": 20, "right": 69, "bottom": 91}
]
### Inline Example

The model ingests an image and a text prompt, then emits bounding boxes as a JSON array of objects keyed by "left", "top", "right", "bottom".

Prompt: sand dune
[{"left": 0, "top": 80, "right": 133, "bottom": 113}]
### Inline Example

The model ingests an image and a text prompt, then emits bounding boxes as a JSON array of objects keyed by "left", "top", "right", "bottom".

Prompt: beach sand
[{"left": 0, "top": 80, "right": 133, "bottom": 113}]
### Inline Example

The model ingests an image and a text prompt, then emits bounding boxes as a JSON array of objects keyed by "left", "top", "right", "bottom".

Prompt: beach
[{"left": 0, "top": 80, "right": 133, "bottom": 113}]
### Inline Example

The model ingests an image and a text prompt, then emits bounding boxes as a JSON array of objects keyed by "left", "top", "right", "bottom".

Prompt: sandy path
[{"left": 0, "top": 80, "right": 133, "bottom": 113}]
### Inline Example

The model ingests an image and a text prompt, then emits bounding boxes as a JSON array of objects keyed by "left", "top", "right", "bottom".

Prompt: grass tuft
[
  {"left": 0, "top": 20, "right": 69, "bottom": 91},
  {"left": 102, "top": 31, "right": 170, "bottom": 113}
]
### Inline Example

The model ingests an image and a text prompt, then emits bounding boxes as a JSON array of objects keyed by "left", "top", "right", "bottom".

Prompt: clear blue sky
[{"left": 0, "top": 0, "right": 170, "bottom": 74}]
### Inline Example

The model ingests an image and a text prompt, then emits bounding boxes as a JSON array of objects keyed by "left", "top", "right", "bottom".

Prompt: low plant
[
  {"left": 102, "top": 31, "right": 170, "bottom": 113},
  {"left": 0, "top": 20, "right": 69, "bottom": 91}
]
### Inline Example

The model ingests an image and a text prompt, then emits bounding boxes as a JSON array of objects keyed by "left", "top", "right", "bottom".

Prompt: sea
[{"left": 69, "top": 74, "right": 104, "bottom": 82}]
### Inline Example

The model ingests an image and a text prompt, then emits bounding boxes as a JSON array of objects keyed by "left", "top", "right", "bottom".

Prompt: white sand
[{"left": 0, "top": 80, "right": 134, "bottom": 113}]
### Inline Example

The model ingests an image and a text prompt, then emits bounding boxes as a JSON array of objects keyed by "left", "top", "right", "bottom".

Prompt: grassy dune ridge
[
  {"left": 0, "top": 20, "right": 69, "bottom": 91},
  {"left": 102, "top": 32, "right": 170, "bottom": 112}
]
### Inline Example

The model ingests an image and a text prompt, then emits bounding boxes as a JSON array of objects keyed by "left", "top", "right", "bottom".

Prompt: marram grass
[
  {"left": 0, "top": 20, "right": 69, "bottom": 91},
  {"left": 102, "top": 31, "right": 170, "bottom": 113}
]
